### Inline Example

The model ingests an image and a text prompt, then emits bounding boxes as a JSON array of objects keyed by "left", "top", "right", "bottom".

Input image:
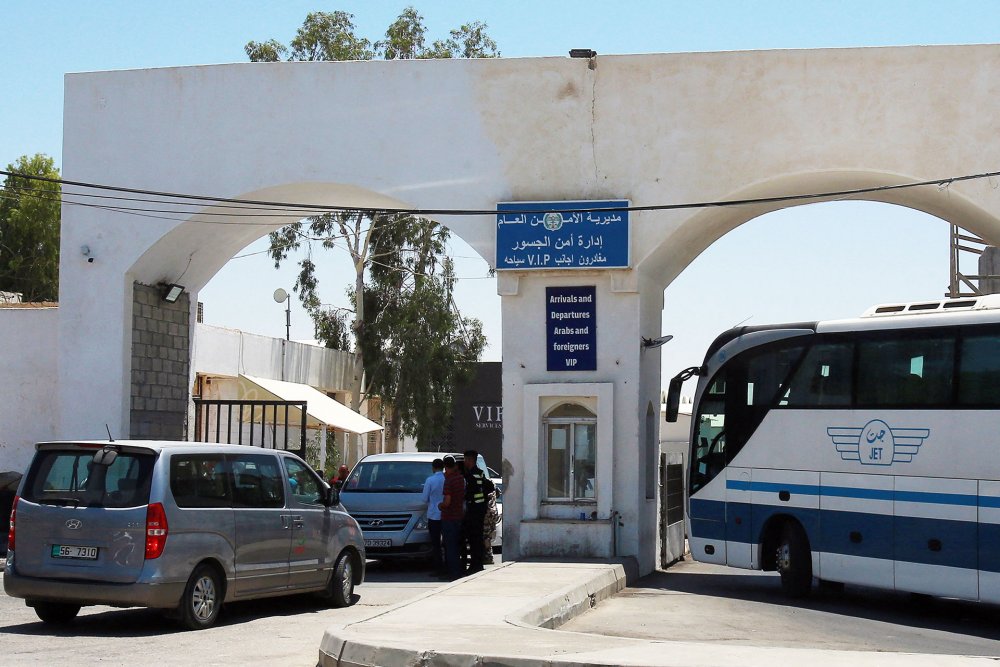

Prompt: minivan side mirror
[{"left": 326, "top": 485, "right": 341, "bottom": 507}]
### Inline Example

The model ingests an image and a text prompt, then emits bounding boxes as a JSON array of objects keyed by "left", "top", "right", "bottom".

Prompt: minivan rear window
[{"left": 23, "top": 448, "right": 155, "bottom": 508}]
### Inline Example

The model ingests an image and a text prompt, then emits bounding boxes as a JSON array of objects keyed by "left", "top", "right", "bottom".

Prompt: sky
[{"left": 4, "top": 0, "right": 1000, "bottom": 391}]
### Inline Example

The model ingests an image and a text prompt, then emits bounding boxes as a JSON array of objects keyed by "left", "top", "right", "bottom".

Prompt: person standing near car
[
  {"left": 438, "top": 456, "right": 465, "bottom": 580},
  {"left": 482, "top": 483, "right": 499, "bottom": 565},
  {"left": 421, "top": 458, "right": 445, "bottom": 573},
  {"left": 462, "top": 449, "right": 492, "bottom": 574},
  {"left": 330, "top": 465, "right": 350, "bottom": 490}
]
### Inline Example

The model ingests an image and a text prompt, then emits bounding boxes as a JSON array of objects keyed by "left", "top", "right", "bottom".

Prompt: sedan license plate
[
  {"left": 364, "top": 539, "right": 392, "bottom": 548},
  {"left": 51, "top": 544, "right": 98, "bottom": 560}
]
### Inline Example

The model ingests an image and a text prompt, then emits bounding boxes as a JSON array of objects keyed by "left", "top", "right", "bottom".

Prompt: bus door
[{"left": 688, "top": 373, "right": 728, "bottom": 566}]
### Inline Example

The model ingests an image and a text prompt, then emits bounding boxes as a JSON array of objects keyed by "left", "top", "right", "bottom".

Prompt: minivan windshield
[
  {"left": 23, "top": 448, "right": 155, "bottom": 508},
  {"left": 344, "top": 460, "right": 433, "bottom": 493}
]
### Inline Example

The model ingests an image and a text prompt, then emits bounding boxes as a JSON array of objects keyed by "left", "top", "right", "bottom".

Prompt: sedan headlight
[{"left": 414, "top": 513, "right": 429, "bottom": 530}]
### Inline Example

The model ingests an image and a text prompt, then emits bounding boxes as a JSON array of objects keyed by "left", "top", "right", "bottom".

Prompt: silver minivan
[{"left": 4, "top": 441, "right": 365, "bottom": 629}]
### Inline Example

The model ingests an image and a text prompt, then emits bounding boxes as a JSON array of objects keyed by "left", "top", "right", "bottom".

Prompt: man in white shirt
[{"left": 421, "top": 458, "right": 445, "bottom": 572}]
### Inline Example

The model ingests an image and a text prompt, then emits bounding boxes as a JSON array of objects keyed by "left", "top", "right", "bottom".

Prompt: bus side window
[
  {"left": 782, "top": 342, "right": 854, "bottom": 407},
  {"left": 958, "top": 332, "right": 1000, "bottom": 406},
  {"left": 857, "top": 334, "right": 955, "bottom": 407}
]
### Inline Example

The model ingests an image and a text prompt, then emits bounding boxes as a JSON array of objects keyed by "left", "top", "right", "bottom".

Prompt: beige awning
[{"left": 237, "top": 374, "right": 382, "bottom": 435}]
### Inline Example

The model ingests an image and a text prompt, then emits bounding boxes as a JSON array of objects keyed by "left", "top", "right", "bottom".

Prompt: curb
[
  {"left": 318, "top": 561, "right": 626, "bottom": 667},
  {"left": 505, "top": 563, "right": 626, "bottom": 630}
]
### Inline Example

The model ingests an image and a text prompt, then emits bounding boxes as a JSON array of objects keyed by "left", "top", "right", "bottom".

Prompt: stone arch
[
  {"left": 638, "top": 169, "right": 1000, "bottom": 289},
  {"left": 63, "top": 177, "right": 444, "bottom": 441},
  {"left": 126, "top": 182, "right": 428, "bottom": 292}
]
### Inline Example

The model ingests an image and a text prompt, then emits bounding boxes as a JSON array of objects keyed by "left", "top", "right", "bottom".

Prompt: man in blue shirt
[{"left": 421, "top": 458, "right": 445, "bottom": 572}]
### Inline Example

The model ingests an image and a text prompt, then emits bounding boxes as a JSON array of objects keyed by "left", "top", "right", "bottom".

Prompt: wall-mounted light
[
  {"left": 161, "top": 283, "right": 185, "bottom": 303},
  {"left": 569, "top": 48, "right": 597, "bottom": 59},
  {"left": 641, "top": 334, "right": 673, "bottom": 349}
]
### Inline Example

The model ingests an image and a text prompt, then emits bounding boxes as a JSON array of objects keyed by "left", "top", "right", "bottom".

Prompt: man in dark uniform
[{"left": 461, "top": 449, "right": 492, "bottom": 573}]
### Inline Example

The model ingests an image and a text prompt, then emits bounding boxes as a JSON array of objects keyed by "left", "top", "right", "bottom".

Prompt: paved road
[
  {"left": 0, "top": 559, "right": 448, "bottom": 666},
  {"left": 561, "top": 558, "right": 1000, "bottom": 657}
]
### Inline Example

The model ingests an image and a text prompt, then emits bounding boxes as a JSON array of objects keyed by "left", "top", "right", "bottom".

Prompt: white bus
[{"left": 665, "top": 296, "right": 1000, "bottom": 601}]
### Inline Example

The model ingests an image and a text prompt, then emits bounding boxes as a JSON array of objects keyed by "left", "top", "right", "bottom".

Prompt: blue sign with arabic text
[{"left": 496, "top": 200, "right": 630, "bottom": 270}]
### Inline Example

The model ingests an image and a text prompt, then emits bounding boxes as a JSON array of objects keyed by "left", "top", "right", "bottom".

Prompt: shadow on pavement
[
  {"left": 362, "top": 558, "right": 439, "bottom": 584},
  {"left": 0, "top": 592, "right": 359, "bottom": 638},
  {"left": 637, "top": 565, "right": 1000, "bottom": 643}
]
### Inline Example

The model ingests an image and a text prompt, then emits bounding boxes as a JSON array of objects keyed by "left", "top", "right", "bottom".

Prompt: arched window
[{"left": 543, "top": 402, "right": 597, "bottom": 501}]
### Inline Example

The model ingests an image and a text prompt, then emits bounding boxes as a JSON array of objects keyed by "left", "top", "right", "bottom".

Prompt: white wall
[
  {"left": 0, "top": 308, "right": 59, "bottom": 473},
  {"left": 192, "top": 323, "right": 355, "bottom": 392}
]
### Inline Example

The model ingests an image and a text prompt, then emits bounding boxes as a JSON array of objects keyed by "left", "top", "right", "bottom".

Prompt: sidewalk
[{"left": 318, "top": 561, "right": 997, "bottom": 667}]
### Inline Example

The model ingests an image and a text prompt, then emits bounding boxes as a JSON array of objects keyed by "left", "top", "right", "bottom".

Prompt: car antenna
[{"left": 105, "top": 424, "right": 115, "bottom": 442}]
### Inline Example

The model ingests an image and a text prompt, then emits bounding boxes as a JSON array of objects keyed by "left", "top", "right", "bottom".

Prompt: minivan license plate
[
  {"left": 364, "top": 539, "right": 392, "bottom": 548},
  {"left": 51, "top": 545, "right": 98, "bottom": 560}
]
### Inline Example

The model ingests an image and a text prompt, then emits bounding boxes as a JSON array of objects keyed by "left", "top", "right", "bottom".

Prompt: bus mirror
[
  {"left": 666, "top": 366, "right": 702, "bottom": 422},
  {"left": 666, "top": 377, "right": 683, "bottom": 422}
]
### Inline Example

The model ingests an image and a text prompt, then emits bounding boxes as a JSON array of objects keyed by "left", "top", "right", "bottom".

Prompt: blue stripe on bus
[
  {"left": 690, "top": 498, "right": 997, "bottom": 572},
  {"left": 725, "top": 480, "right": 985, "bottom": 507}
]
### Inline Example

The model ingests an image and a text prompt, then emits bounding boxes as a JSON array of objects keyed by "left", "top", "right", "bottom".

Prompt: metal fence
[{"left": 192, "top": 399, "right": 307, "bottom": 458}]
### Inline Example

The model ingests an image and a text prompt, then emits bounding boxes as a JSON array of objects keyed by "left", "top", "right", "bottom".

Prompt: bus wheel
[{"left": 775, "top": 522, "right": 812, "bottom": 598}]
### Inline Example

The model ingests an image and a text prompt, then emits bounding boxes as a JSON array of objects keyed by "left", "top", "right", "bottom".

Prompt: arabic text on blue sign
[
  {"left": 547, "top": 286, "right": 597, "bottom": 371},
  {"left": 496, "top": 200, "right": 629, "bottom": 270}
]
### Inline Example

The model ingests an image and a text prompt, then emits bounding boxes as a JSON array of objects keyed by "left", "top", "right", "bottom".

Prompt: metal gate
[
  {"left": 659, "top": 451, "right": 687, "bottom": 568},
  {"left": 192, "top": 399, "right": 307, "bottom": 458}
]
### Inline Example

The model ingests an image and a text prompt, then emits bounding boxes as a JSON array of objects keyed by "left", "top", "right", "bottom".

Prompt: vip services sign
[{"left": 496, "top": 200, "right": 630, "bottom": 270}]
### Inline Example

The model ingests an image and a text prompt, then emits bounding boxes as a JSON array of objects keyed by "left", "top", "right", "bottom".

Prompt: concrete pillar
[{"left": 500, "top": 270, "right": 662, "bottom": 575}]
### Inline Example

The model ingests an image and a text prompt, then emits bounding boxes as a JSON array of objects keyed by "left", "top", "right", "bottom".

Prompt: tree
[
  {"left": 248, "top": 9, "right": 496, "bottom": 455},
  {"left": 246, "top": 8, "right": 499, "bottom": 63},
  {"left": 0, "top": 154, "right": 61, "bottom": 302}
]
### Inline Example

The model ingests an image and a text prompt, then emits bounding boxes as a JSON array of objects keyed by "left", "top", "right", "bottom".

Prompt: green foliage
[
  {"left": 377, "top": 7, "right": 427, "bottom": 59},
  {"left": 250, "top": 7, "right": 497, "bottom": 447},
  {"left": 304, "top": 428, "right": 340, "bottom": 473},
  {"left": 0, "top": 154, "right": 61, "bottom": 302},
  {"left": 246, "top": 6, "right": 499, "bottom": 63},
  {"left": 436, "top": 21, "right": 500, "bottom": 58},
  {"left": 244, "top": 38, "right": 287, "bottom": 62},
  {"left": 313, "top": 307, "right": 352, "bottom": 351},
  {"left": 359, "top": 217, "right": 486, "bottom": 443},
  {"left": 266, "top": 211, "right": 486, "bottom": 445}
]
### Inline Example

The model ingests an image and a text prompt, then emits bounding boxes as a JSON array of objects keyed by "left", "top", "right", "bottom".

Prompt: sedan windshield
[{"left": 344, "top": 461, "right": 433, "bottom": 493}]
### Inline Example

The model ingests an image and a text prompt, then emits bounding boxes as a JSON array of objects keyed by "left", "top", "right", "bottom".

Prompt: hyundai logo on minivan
[
  {"left": 65, "top": 519, "right": 82, "bottom": 530},
  {"left": 369, "top": 519, "right": 384, "bottom": 527}
]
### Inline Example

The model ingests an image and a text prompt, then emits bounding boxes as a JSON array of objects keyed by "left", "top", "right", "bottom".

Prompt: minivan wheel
[
  {"left": 328, "top": 551, "right": 355, "bottom": 608},
  {"left": 32, "top": 602, "right": 81, "bottom": 625},
  {"left": 178, "top": 564, "right": 223, "bottom": 630}
]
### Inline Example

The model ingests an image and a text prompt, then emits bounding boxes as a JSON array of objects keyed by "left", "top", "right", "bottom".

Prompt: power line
[{"left": 4, "top": 168, "right": 1000, "bottom": 218}]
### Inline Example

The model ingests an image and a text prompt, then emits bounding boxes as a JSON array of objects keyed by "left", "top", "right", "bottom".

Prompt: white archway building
[{"left": 58, "top": 45, "right": 1000, "bottom": 574}]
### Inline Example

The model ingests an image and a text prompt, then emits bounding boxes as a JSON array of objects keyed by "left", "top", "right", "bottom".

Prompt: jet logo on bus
[{"left": 828, "top": 419, "right": 930, "bottom": 466}]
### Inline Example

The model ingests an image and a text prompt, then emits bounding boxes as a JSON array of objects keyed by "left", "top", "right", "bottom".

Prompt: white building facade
[{"left": 47, "top": 46, "right": 1000, "bottom": 575}]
